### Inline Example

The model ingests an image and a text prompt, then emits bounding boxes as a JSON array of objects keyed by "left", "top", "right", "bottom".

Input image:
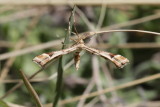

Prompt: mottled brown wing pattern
[
  {"left": 82, "top": 45, "right": 129, "bottom": 68},
  {"left": 33, "top": 32, "right": 129, "bottom": 70}
]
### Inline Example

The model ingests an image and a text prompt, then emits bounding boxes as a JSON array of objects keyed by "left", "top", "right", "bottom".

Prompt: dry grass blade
[
  {"left": 0, "top": 67, "right": 44, "bottom": 99},
  {"left": 18, "top": 70, "right": 43, "bottom": 107},
  {"left": 0, "top": 0, "right": 160, "bottom": 5},
  {"left": 0, "top": 7, "right": 48, "bottom": 24},
  {"left": 77, "top": 78, "right": 95, "bottom": 107},
  {"left": 0, "top": 14, "right": 41, "bottom": 81},
  {"left": 92, "top": 56, "right": 108, "bottom": 104},
  {"left": 97, "top": 43, "right": 160, "bottom": 49},
  {"left": 0, "top": 40, "right": 62, "bottom": 61},
  {"left": 96, "top": 29, "right": 160, "bottom": 35},
  {"left": 103, "top": 12, "right": 160, "bottom": 30},
  {"left": 60, "top": 73, "right": 160, "bottom": 105},
  {"left": 0, "top": 29, "right": 159, "bottom": 61}
]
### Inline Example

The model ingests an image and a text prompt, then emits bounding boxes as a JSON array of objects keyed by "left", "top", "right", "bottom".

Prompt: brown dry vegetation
[{"left": 0, "top": 2, "right": 160, "bottom": 107}]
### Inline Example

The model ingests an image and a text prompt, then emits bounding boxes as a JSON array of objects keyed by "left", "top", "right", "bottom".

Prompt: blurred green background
[{"left": 0, "top": 5, "right": 160, "bottom": 107}]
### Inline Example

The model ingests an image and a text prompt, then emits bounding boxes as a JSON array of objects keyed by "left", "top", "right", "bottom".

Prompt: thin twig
[
  {"left": 96, "top": 42, "right": 160, "bottom": 49},
  {"left": 77, "top": 78, "right": 95, "bottom": 107},
  {"left": 101, "top": 64, "right": 122, "bottom": 106},
  {"left": 127, "top": 101, "right": 160, "bottom": 107},
  {"left": 53, "top": 6, "right": 76, "bottom": 107},
  {"left": 1, "top": 12, "right": 160, "bottom": 60},
  {"left": 102, "top": 12, "right": 160, "bottom": 30},
  {"left": 0, "top": 67, "right": 44, "bottom": 99},
  {"left": 92, "top": 56, "right": 108, "bottom": 105},
  {"left": 0, "top": 39, "right": 62, "bottom": 61},
  {"left": 6, "top": 102, "right": 27, "bottom": 107},
  {"left": 0, "top": 41, "right": 26, "bottom": 80},
  {"left": 0, "top": 7, "right": 48, "bottom": 24},
  {"left": 96, "top": 5, "right": 107, "bottom": 29},
  {"left": 96, "top": 29, "right": 160, "bottom": 36},
  {"left": 0, "top": 0, "right": 160, "bottom": 5},
  {"left": 1, "top": 52, "right": 81, "bottom": 84},
  {"left": 84, "top": 97, "right": 99, "bottom": 107},
  {"left": 75, "top": 7, "right": 95, "bottom": 30},
  {"left": 18, "top": 70, "right": 43, "bottom": 107},
  {"left": 0, "top": 68, "right": 44, "bottom": 99},
  {"left": 60, "top": 73, "right": 160, "bottom": 105},
  {"left": 0, "top": 15, "right": 40, "bottom": 81},
  {"left": 0, "top": 54, "right": 75, "bottom": 99},
  {"left": 77, "top": 6, "right": 108, "bottom": 106}
]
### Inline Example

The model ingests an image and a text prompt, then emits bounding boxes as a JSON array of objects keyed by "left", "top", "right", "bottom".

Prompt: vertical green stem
[{"left": 52, "top": 6, "right": 76, "bottom": 107}]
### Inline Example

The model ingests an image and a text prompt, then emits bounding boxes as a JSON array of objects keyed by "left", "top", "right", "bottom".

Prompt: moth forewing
[
  {"left": 82, "top": 45, "right": 129, "bottom": 68},
  {"left": 33, "top": 44, "right": 81, "bottom": 67}
]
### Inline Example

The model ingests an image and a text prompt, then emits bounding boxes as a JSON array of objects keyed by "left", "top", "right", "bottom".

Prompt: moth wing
[
  {"left": 82, "top": 45, "right": 129, "bottom": 68},
  {"left": 33, "top": 45, "right": 79, "bottom": 67}
]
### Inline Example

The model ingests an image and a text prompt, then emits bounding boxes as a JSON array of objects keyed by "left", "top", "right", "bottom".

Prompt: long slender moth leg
[
  {"left": 82, "top": 45, "right": 129, "bottom": 68},
  {"left": 33, "top": 44, "right": 81, "bottom": 67}
]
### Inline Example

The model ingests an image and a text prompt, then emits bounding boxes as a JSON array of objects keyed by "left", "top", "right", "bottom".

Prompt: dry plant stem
[
  {"left": 19, "top": 70, "right": 43, "bottom": 107},
  {"left": 0, "top": 40, "right": 26, "bottom": 80},
  {"left": 0, "top": 30, "right": 160, "bottom": 60},
  {"left": 92, "top": 56, "right": 107, "bottom": 105},
  {"left": 77, "top": 78, "right": 95, "bottom": 107},
  {"left": 0, "top": 15, "right": 40, "bottom": 80},
  {"left": 0, "top": 55, "right": 76, "bottom": 99},
  {"left": 127, "top": 101, "right": 160, "bottom": 107},
  {"left": 101, "top": 64, "right": 117, "bottom": 97},
  {"left": 0, "top": 7, "right": 48, "bottom": 24},
  {"left": 96, "top": 5, "right": 107, "bottom": 29},
  {"left": 6, "top": 102, "right": 27, "bottom": 107},
  {"left": 103, "top": 12, "right": 160, "bottom": 30},
  {"left": 0, "top": 16, "right": 41, "bottom": 99},
  {"left": 94, "top": 5, "right": 110, "bottom": 105},
  {"left": 1, "top": 28, "right": 159, "bottom": 61},
  {"left": 97, "top": 43, "right": 160, "bottom": 49},
  {"left": 1, "top": 67, "right": 43, "bottom": 99},
  {"left": 0, "top": 0, "right": 160, "bottom": 5},
  {"left": 84, "top": 97, "right": 100, "bottom": 107},
  {"left": 1, "top": 13, "right": 160, "bottom": 60},
  {"left": 0, "top": 39, "right": 62, "bottom": 61},
  {"left": 95, "top": 6, "right": 119, "bottom": 103},
  {"left": 1, "top": 55, "right": 65, "bottom": 99},
  {"left": 1, "top": 56, "right": 76, "bottom": 84},
  {"left": 75, "top": 7, "right": 95, "bottom": 30},
  {"left": 77, "top": 7, "right": 118, "bottom": 105},
  {"left": 78, "top": 6, "right": 108, "bottom": 105},
  {"left": 101, "top": 64, "right": 120, "bottom": 107},
  {"left": 59, "top": 73, "right": 160, "bottom": 105},
  {"left": 96, "top": 30, "right": 160, "bottom": 35}
]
